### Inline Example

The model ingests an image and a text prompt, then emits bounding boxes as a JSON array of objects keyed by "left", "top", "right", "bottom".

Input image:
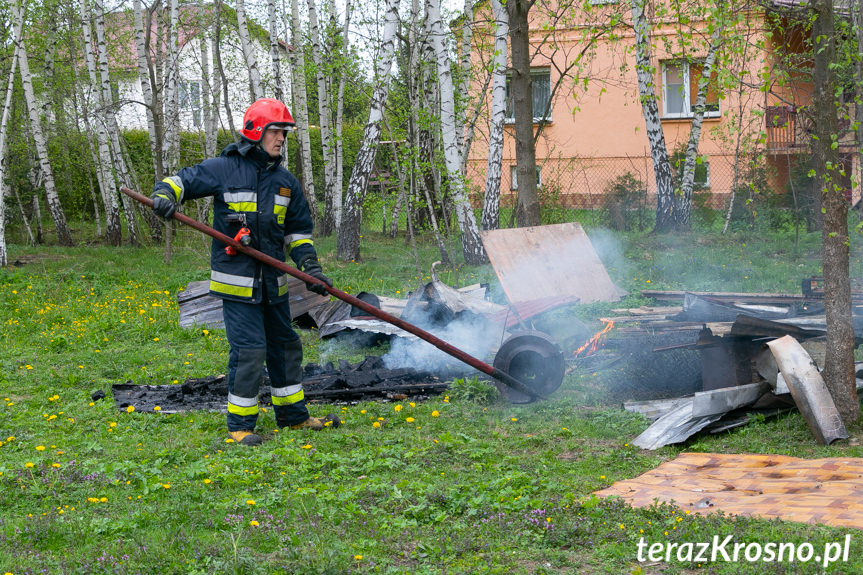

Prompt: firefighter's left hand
[{"left": 301, "top": 258, "right": 332, "bottom": 296}]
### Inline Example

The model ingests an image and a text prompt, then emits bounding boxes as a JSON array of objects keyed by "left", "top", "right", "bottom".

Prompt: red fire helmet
[{"left": 240, "top": 98, "right": 295, "bottom": 142}]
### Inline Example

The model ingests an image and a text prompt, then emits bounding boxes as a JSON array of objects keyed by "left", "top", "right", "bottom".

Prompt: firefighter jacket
[{"left": 153, "top": 140, "right": 317, "bottom": 304}]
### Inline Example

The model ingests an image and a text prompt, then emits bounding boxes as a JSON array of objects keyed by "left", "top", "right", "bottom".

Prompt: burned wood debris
[
  {"left": 611, "top": 285, "right": 863, "bottom": 449},
  {"left": 112, "top": 356, "right": 452, "bottom": 413}
]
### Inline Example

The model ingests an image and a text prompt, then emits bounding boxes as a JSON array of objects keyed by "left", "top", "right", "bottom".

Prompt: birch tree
[
  {"left": 427, "top": 0, "right": 485, "bottom": 263},
  {"left": 14, "top": 1, "right": 73, "bottom": 247},
  {"left": 631, "top": 0, "right": 675, "bottom": 232},
  {"left": 80, "top": 0, "right": 121, "bottom": 244},
  {"left": 333, "top": 0, "right": 351, "bottom": 211},
  {"left": 675, "top": 5, "right": 723, "bottom": 228},
  {"left": 287, "top": 0, "right": 319, "bottom": 223},
  {"left": 481, "top": 0, "right": 508, "bottom": 232},
  {"left": 268, "top": 0, "right": 285, "bottom": 101},
  {"left": 337, "top": 0, "right": 400, "bottom": 261},
  {"left": 0, "top": 15, "right": 22, "bottom": 266},
  {"left": 95, "top": 0, "right": 139, "bottom": 244},
  {"left": 133, "top": 0, "right": 165, "bottom": 180},
  {"left": 163, "top": 0, "right": 180, "bottom": 176},
  {"left": 236, "top": 0, "right": 264, "bottom": 101},
  {"left": 308, "top": 0, "right": 338, "bottom": 235}
]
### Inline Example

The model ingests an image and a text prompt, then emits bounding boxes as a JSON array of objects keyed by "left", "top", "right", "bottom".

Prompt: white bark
[
  {"left": 481, "top": 0, "right": 508, "bottom": 232},
  {"left": 337, "top": 0, "right": 400, "bottom": 261},
  {"left": 14, "top": 1, "right": 72, "bottom": 246},
  {"left": 200, "top": 30, "right": 218, "bottom": 159},
  {"left": 80, "top": 0, "right": 121, "bottom": 244},
  {"left": 163, "top": 0, "right": 180, "bottom": 175},
  {"left": 268, "top": 0, "right": 285, "bottom": 101},
  {"left": 133, "top": 0, "right": 163, "bottom": 178},
  {"left": 677, "top": 16, "right": 723, "bottom": 227},
  {"left": 631, "top": 0, "right": 675, "bottom": 232},
  {"left": 457, "top": 0, "right": 473, "bottom": 161},
  {"left": 288, "top": 0, "right": 318, "bottom": 222},
  {"left": 237, "top": 0, "right": 264, "bottom": 101},
  {"left": 0, "top": 16, "right": 22, "bottom": 266},
  {"left": 427, "top": 0, "right": 484, "bottom": 263},
  {"left": 334, "top": 0, "right": 351, "bottom": 212},
  {"left": 307, "top": 0, "right": 338, "bottom": 234},
  {"left": 95, "top": 0, "right": 139, "bottom": 244}
]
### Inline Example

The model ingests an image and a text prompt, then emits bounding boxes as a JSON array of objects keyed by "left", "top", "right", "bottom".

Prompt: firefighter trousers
[{"left": 222, "top": 298, "right": 310, "bottom": 431}]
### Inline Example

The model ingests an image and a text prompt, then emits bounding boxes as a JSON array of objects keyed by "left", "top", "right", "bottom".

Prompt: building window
[
  {"left": 180, "top": 81, "right": 202, "bottom": 127},
  {"left": 506, "top": 69, "right": 552, "bottom": 123},
  {"left": 662, "top": 61, "right": 719, "bottom": 119},
  {"left": 510, "top": 165, "right": 542, "bottom": 190}
]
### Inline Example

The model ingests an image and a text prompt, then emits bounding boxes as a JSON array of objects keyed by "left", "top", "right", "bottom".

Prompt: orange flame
[{"left": 573, "top": 320, "right": 614, "bottom": 358}]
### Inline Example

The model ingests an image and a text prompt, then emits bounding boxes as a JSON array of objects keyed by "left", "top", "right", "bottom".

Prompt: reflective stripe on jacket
[{"left": 153, "top": 140, "right": 317, "bottom": 304}]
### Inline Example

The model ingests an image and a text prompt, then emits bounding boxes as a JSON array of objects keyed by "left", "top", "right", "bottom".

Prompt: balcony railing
[{"left": 765, "top": 104, "right": 859, "bottom": 151}]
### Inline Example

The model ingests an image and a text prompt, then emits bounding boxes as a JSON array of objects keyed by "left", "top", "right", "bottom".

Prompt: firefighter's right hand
[{"left": 150, "top": 191, "right": 177, "bottom": 219}]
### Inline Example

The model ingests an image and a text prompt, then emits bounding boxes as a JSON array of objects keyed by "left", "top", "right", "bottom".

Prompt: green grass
[{"left": 2, "top": 223, "right": 863, "bottom": 574}]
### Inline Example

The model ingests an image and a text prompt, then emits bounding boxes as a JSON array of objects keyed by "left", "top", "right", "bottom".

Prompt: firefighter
[{"left": 150, "top": 98, "right": 339, "bottom": 446}]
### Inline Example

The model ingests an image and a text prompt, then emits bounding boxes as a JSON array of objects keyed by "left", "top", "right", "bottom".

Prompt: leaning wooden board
[{"left": 480, "top": 222, "right": 627, "bottom": 305}]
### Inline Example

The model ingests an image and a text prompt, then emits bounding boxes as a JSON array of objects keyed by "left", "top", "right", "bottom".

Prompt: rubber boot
[
  {"left": 228, "top": 430, "right": 264, "bottom": 446},
  {"left": 289, "top": 413, "right": 341, "bottom": 430}
]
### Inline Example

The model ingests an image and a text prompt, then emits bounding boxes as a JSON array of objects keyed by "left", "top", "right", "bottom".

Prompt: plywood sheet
[
  {"left": 595, "top": 452, "right": 863, "bottom": 529},
  {"left": 480, "top": 222, "right": 626, "bottom": 305}
]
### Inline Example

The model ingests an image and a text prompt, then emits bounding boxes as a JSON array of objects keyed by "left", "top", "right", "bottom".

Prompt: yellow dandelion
[
  {"left": 246, "top": 499, "right": 256, "bottom": 505},
  {"left": 87, "top": 497, "right": 99, "bottom": 503},
  {"left": 510, "top": 417, "right": 518, "bottom": 422},
  {"left": 203, "top": 479, "right": 212, "bottom": 484},
  {"left": 225, "top": 438, "right": 235, "bottom": 443},
  {"left": 154, "top": 406, "right": 161, "bottom": 411},
  {"left": 354, "top": 555, "right": 363, "bottom": 560},
  {"left": 25, "top": 462, "right": 34, "bottom": 468},
  {"left": 409, "top": 402, "right": 415, "bottom": 408},
  {"left": 162, "top": 483, "right": 170, "bottom": 489},
  {"left": 360, "top": 409, "right": 366, "bottom": 414},
  {"left": 372, "top": 422, "right": 381, "bottom": 428},
  {"left": 52, "top": 463, "right": 61, "bottom": 468},
  {"left": 405, "top": 417, "right": 415, "bottom": 423},
  {"left": 249, "top": 520, "right": 259, "bottom": 526},
  {"left": 36, "top": 445, "right": 45, "bottom": 451},
  {"left": 100, "top": 497, "right": 108, "bottom": 502},
  {"left": 394, "top": 404, "right": 402, "bottom": 412},
  {"left": 301, "top": 444, "right": 312, "bottom": 450},
  {"left": 126, "top": 405, "right": 135, "bottom": 413},
  {"left": 431, "top": 411, "right": 439, "bottom": 417}
]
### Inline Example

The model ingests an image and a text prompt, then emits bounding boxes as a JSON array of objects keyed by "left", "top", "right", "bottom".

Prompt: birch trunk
[
  {"left": 631, "top": 0, "right": 675, "bottom": 232},
  {"left": 481, "top": 0, "right": 508, "bottom": 231},
  {"left": 268, "top": 0, "right": 284, "bottom": 101},
  {"left": 200, "top": 30, "right": 219, "bottom": 159},
  {"left": 80, "top": 0, "right": 121, "bottom": 244},
  {"left": 213, "top": 0, "right": 237, "bottom": 136},
  {"left": 676, "top": 11, "right": 723, "bottom": 228},
  {"left": 237, "top": 0, "right": 264, "bottom": 101},
  {"left": 855, "top": 0, "right": 863, "bottom": 215},
  {"left": 95, "top": 0, "right": 139, "bottom": 245},
  {"left": 288, "top": 0, "right": 319, "bottom": 224},
  {"left": 427, "top": 0, "right": 485, "bottom": 264},
  {"left": 0, "top": 19, "right": 21, "bottom": 266},
  {"left": 333, "top": 0, "right": 351, "bottom": 216},
  {"left": 456, "top": 0, "right": 473, "bottom": 161},
  {"left": 163, "top": 0, "right": 180, "bottom": 175},
  {"left": 308, "top": 0, "right": 337, "bottom": 235},
  {"left": 134, "top": 0, "right": 164, "bottom": 179},
  {"left": 413, "top": 0, "right": 450, "bottom": 263},
  {"left": 337, "top": 0, "right": 400, "bottom": 261},
  {"left": 14, "top": 2, "right": 73, "bottom": 246}
]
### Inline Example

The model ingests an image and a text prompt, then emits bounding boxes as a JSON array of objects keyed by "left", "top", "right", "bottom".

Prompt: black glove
[
  {"left": 299, "top": 255, "right": 333, "bottom": 296},
  {"left": 150, "top": 191, "right": 177, "bottom": 219}
]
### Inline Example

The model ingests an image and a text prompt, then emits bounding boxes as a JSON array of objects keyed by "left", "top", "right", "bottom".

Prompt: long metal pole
[{"left": 121, "top": 187, "right": 543, "bottom": 399}]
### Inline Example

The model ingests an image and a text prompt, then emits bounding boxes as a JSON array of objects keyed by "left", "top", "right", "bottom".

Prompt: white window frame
[
  {"left": 510, "top": 165, "right": 542, "bottom": 190},
  {"left": 505, "top": 68, "right": 552, "bottom": 124},
  {"left": 661, "top": 61, "right": 720, "bottom": 120}
]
